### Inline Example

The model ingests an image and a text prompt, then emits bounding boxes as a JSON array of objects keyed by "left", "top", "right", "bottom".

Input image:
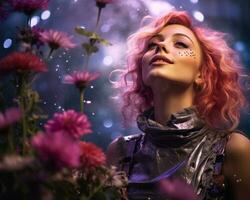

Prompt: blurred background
[{"left": 1, "top": 0, "right": 250, "bottom": 150}]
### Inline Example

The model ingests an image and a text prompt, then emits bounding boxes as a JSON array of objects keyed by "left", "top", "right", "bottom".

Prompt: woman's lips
[
  {"left": 151, "top": 60, "right": 170, "bottom": 65},
  {"left": 150, "top": 55, "right": 174, "bottom": 66}
]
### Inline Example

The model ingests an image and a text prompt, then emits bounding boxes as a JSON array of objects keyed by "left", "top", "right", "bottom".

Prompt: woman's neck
[{"left": 152, "top": 81, "right": 195, "bottom": 125}]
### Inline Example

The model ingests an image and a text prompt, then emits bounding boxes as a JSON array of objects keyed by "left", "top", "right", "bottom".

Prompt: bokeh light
[
  {"left": 41, "top": 10, "right": 51, "bottom": 20},
  {"left": 193, "top": 10, "right": 204, "bottom": 22},
  {"left": 3, "top": 39, "right": 12, "bottom": 49}
]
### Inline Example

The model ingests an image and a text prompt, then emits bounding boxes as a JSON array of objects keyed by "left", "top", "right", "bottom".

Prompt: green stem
[
  {"left": 27, "top": 14, "right": 33, "bottom": 31},
  {"left": 27, "top": 15, "right": 30, "bottom": 27},
  {"left": 95, "top": 7, "right": 102, "bottom": 31},
  {"left": 7, "top": 127, "right": 14, "bottom": 153},
  {"left": 79, "top": 89, "right": 84, "bottom": 113},
  {"left": 85, "top": 54, "right": 90, "bottom": 70},
  {"left": 0, "top": 84, "right": 5, "bottom": 110},
  {"left": 19, "top": 74, "right": 28, "bottom": 154},
  {"left": 47, "top": 48, "right": 54, "bottom": 60}
]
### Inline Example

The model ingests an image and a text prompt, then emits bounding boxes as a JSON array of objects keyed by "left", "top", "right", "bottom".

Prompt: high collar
[{"left": 136, "top": 106, "right": 207, "bottom": 147}]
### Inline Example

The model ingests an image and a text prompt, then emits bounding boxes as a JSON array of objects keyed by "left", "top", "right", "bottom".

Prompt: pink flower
[
  {"left": 159, "top": 179, "right": 201, "bottom": 200},
  {"left": 8, "top": 0, "right": 50, "bottom": 15},
  {"left": 63, "top": 71, "right": 100, "bottom": 90},
  {"left": 0, "top": 52, "right": 47, "bottom": 76},
  {"left": 39, "top": 30, "right": 76, "bottom": 50},
  {"left": 0, "top": 107, "right": 22, "bottom": 130},
  {"left": 44, "top": 110, "right": 92, "bottom": 139},
  {"left": 31, "top": 131, "right": 81, "bottom": 168},
  {"left": 79, "top": 141, "right": 106, "bottom": 168}
]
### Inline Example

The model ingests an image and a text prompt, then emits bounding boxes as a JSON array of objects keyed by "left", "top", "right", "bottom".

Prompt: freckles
[
  {"left": 178, "top": 49, "right": 196, "bottom": 59},
  {"left": 178, "top": 52, "right": 184, "bottom": 56}
]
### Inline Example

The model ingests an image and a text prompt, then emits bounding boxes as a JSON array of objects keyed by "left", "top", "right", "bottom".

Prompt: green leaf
[
  {"left": 75, "top": 26, "right": 112, "bottom": 46},
  {"left": 75, "top": 26, "right": 93, "bottom": 37},
  {"left": 89, "top": 34, "right": 112, "bottom": 46},
  {"left": 82, "top": 43, "right": 99, "bottom": 55}
]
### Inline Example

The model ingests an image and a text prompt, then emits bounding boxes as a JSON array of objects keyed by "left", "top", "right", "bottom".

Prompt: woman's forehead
[{"left": 152, "top": 24, "right": 197, "bottom": 42}]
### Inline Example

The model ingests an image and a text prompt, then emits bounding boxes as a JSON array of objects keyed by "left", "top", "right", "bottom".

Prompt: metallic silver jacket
[{"left": 113, "top": 106, "right": 241, "bottom": 200}]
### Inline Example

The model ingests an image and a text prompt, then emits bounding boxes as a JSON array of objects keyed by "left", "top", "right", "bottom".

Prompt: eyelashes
[
  {"left": 147, "top": 41, "right": 189, "bottom": 50},
  {"left": 147, "top": 42, "right": 157, "bottom": 49},
  {"left": 174, "top": 41, "right": 188, "bottom": 48}
]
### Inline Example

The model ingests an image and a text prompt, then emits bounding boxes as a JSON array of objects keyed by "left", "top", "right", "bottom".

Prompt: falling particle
[
  {"left": 58, "top": 76, "right": 61, "bottom": 79},
  {"left": 236, "top": 179, "right": 242, "bottom": 183},
  {"left": 54, "top": 103, "right": 57, "bottom": 106},
  {"left": 57, "top": 7, "right": 60, "bottom": 10},
  {"left": 63, "top": 52, "right": 66, "bottom": 55},
  {"left": 66, "top": 60, "right": 69, "bottom": 63},
  {"left": 16, "top": 84, "right": 19, "bottom": 88},
  {"left": 44, "top": 101, "right": 47, "bottom": 105},
  {"left": 59, "top": 55, "right": 62, "bottom": 58},
  {"left": 56, "top": 64, "right": 60, "bottom": 67},
  {"left": 50, "top": 56, "right": 53, "bottom": 59},
  {"left": 90, "top": 85, "right": 94, "bottom": 89},
  {"left": 137, "top": 8, "right": 140, "bottom": 11},
  {"left": 82, "top": 54, "right": 84, "bottom": 57},
  {"left": 55, "top": 68, "right": 59, "bottom": 71},
  {"left": 180, "top": 6, "right": 183, "bottom": 9},
  {"left": 92, "top": 112, "right": 95, "bottom": 115},
  {"left": 58, "top": 106, "right": 62, "bottom": 109},
  {"left": 86, "top": 100, "right": 92, "bottom": 104}
]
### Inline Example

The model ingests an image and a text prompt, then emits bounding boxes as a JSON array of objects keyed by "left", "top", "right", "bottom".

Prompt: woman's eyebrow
[
  {"left": 150, "top": 34, "right": 164, "bottom": 41},
  {"left": 173, "top": 33, "right": 194, "bottom": 45}
]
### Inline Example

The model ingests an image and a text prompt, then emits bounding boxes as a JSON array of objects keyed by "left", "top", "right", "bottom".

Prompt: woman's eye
[
  {"left": 147, "top": 43, "right": 157, "bottom": 49},
  {"left": 175, "top": 42, "right": 188, "bottom": 48}
]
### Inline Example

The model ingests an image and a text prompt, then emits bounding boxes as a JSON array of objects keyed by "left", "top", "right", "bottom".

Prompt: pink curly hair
[{"left": 116, "top": 11, "right": 248, "bottom": 131}]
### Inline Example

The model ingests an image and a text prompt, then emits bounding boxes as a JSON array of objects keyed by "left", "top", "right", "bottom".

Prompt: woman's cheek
[
  {"left": 176, "top": 49, "right": 196, "bottom": 59},
  {"left": 142, "top": 51, "right": 154, "bottom": 67},
  {"left": 173, "top": 50, "right": 199, "bottom": 70}
]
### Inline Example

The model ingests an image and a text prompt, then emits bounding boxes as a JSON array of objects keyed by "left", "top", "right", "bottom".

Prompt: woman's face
[{"left": 141, "top": 24, "right": 202, "bottom": 89}]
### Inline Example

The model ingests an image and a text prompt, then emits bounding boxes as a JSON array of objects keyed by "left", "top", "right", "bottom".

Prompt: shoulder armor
[{"left": 123, "top": 133, "right": 144, "bottom": 142}]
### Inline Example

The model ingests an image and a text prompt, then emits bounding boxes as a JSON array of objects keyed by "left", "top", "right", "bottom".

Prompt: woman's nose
[{"left": 155, "top": 42, "right": 169, "bottom": 54}]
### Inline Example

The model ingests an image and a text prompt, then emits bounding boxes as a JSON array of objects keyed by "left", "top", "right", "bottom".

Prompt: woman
[{"left": 106, "top": 11, "right": 250, "bottom": 200}]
